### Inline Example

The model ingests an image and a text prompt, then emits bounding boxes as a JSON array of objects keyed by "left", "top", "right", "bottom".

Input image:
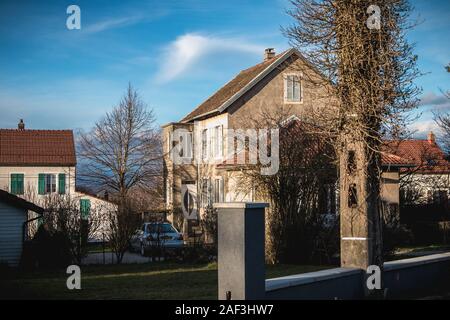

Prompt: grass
[
  {"left": 387, "top": 243, "right": 450, "bottom": 261},
  {"left": 0, "top": 262, "right": 330, "bottom": 300},
  {"left": 86, "top": 243, "right": 112, "bottom": 253}
]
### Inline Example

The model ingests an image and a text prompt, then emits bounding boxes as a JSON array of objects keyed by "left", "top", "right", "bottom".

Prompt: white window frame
[
  {"left": 179, "top": 131, "right": 193, "bottom": 159},
  {"left": 201, "top": 129, "right": 208, "bottom": 160},
  {"left": 43, "top": 173, "right": 57, "bottom": 194},
  {"left": 213, "top": 176, "right": 224, "bottom": 203},
  {"left": 283, "top": 72, "right": 303, "bottom": 104},
  {"left": 213, "top": 125, "right": 223, "bottom": 160}
]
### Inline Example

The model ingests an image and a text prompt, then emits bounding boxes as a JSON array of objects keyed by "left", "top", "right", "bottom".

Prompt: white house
[
  {"left": 0, "top": 120, "right": 115, "bottom": 238},
  {"left": 0, "top": 189, "right": 44, "bottom": 266}
]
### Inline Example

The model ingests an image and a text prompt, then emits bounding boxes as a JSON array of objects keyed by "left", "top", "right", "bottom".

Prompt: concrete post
[{"left": 215, "top": 202, "right": 268, "bottom": 300}]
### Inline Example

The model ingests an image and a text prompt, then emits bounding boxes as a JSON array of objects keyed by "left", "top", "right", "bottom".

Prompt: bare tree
[
  {"left": 78, "top": 84, "right": 162, "bottom": 263},
  {"left": 236, "top": 107, "right": 338, "bottom": 264},
  {"left": 284, "top": 0, "right": 420, "bottom": 269},
  {"left": 434, "top": 63, "right": 450, "bottom": 155}
]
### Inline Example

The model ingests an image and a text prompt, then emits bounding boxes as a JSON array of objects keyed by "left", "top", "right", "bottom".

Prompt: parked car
[{"left": 130, "top": 222, "right": 184, "bottom": 256}]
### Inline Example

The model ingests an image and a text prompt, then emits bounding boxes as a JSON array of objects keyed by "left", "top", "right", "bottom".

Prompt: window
[
  {"left": 80, "top": 199, "right": 91, "bottom": 219},
  {"left": 10, "top": 174, "right": 24, "bottom": 195},
  {"left": 214, "top": 178, "right": 224, "bottom": 203},
  {"left": 284, "top": 74, "right": 302, "bottom": 103},
  {"left": 202, "top": 129, "right": 208, "bottom": 160},
  {"left": 179, "top": 132, "right": 193, "bottom": 159},
  {"left": 38, "top": 174, "right": 56, "bottom": 194},
  {"left": 214, "top": 126, "right": 223, "bottom": 158}
]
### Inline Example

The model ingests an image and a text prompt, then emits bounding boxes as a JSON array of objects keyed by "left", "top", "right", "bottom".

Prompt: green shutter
[
  {"left": 10, "top": 174, "right": 24, "bottom": 195},
  {"left": 58, "top": 174, "right": 66, "bottom": 194},
  {"left": 80, "top": 199, "right": 91, "bottom": 219},
  {"left": 38, "top": 174, "right": 45, "bottom": 195}
]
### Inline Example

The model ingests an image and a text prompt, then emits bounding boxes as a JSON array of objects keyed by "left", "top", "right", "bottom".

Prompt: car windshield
[{"left": 146, "top": 223, "right": 177, "bottom": 234}]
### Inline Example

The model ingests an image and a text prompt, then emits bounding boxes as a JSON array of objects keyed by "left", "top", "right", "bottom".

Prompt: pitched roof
[
  {"left": 0, "top": 189, "right": 44, "bottom": 214},
  {"left": 181, "top": 49, "right": 292, "bottom": 123},
  {"left": 383, "top": 139, "right": 450, "bottom": 174},
  {"left": 381, "top": 152, "right": 413, "bottom": 167},
  {"left": 0, "top": 129, "right": 76, "bottom": 166}
]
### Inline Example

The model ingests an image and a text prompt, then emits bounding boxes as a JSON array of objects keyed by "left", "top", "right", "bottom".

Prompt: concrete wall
[
  {"left": 265, "top": 252, "right": 450, "bottom": 300},
  {"left": 266, "top": 268, "right": 364, "bottom": 300}
]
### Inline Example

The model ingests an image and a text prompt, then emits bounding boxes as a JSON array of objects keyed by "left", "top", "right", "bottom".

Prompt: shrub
[{"left": 30, "top": 225, "right": 72, "bottom": 269}]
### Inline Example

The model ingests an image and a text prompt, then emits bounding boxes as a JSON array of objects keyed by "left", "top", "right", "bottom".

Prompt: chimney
[
  {"left": 264, "top": 48, "right": 275, "bottom": 61},
  {"left": 427, "top": 131, "right": 435, "bottom": 144},
  {"left": 18, "top": 119, "right": 25, "bottom": 130}
]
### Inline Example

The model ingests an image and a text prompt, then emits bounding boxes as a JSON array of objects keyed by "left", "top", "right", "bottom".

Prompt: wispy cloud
[
  {"left": 83, "top": 15, "right": 144, "bottom": 34},
  {"left": 419, "top": 91, "right": 449, "bottom": 107},
  {"left": 410, "top": 119, "right": 440, "bottom": 136},
  {"left": 155, "top": 33, "right": 265, "bottom": 83}
]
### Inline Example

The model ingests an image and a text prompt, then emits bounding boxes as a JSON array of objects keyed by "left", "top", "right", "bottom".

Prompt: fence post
[{"left": 215, "top": 202, "right": 268, "bottom": 300}]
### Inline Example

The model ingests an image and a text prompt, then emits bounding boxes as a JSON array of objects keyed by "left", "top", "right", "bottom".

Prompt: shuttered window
[
  {"left": 58, "top": 174, "right": 66, "bottom": 194},
  {"left": 80, "top": 199, "right": 91, "bottom": 219},
  {"left": 38, "top": 174, "right": 56, "bottom": 194},
  {"left": 10, "top": 174, "right": 24, "bottom": 195}
]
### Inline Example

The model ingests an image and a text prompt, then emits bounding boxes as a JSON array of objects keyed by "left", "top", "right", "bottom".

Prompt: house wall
[
  {"left": 0, "top": 166, "right": 76, "bottom": 197},
  {"left": 163, "top": 55, "right": 335, "bottom": 212},
  {"left": 0, "top": 201, "right": 26, "bottom": 266},
  {"left": 227, "top": 55, "right": 334, "bottom": 129},
  {"left": 0, "top": 166, "right": 115, "bottom": 241},
  {"left": 381, "top": 171, "right": 400, "bottom": 206}
]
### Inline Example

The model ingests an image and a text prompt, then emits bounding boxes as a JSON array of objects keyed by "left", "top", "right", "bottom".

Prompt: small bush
[
  {"left": 383, "top": 223, "right": 414, "bottom": 257},
  {"left": 30, "top": 225, "right": 72, "bottom": 269}
]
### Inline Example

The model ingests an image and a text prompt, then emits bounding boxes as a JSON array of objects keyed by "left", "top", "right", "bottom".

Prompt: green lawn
[{"left": 0, "top": 262, "right": 330, "bottom": 300}]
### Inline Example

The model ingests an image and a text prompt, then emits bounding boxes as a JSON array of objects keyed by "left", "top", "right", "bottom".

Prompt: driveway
[{"left": 82, "top": 251, "right": 161, "bottom": 265}]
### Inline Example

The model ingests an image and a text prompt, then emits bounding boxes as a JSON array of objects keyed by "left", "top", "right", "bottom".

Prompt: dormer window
[{"left": 284, "top": 73, "right": 302, "bottom": 103}]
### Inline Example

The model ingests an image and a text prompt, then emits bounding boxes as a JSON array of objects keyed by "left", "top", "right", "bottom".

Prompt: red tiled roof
[
  {"left": 383, "top": 139, "right": 450, "bottom": 174},
  {"left": 181, "top": 51, "right": 288, "bottom": 123},
  {"left": 0, "top": 129, "right": 76, "bottom": 166},
  {"left": 381, "top": 152, "right": 413, "bottom": 167}
]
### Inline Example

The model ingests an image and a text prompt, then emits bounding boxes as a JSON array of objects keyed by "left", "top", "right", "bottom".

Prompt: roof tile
[{"left": 0, "top": 129, "right": 76, "bottom": 166}]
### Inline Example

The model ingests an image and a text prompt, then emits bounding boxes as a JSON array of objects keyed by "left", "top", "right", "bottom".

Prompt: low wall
[{"left": 265, "top": 252, "right": 450, "bottom": 300}]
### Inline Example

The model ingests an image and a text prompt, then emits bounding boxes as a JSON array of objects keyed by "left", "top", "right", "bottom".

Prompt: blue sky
[{"left": 0, "top": 0, "right": 449, "bottom": 138}]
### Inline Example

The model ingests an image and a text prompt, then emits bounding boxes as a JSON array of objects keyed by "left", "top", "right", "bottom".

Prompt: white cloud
[
  {"left": 419, "top": 92, "right": 449, "bottom": 107},
  {"left": 83, "top": 16, "right": 144, "bottom": 34},
  {"left": 155, "top": 33, "right": 265, "bottom": 83},
  {"left": 410, "top": 119, "right": 441, "bottom": 137}
]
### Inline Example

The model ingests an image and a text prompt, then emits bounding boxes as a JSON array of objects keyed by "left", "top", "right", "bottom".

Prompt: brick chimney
[
  {"left": 264, "top": 48, "right": 275, "bottom": 61},
  {"left": 427, "top": 131, "right": 435, "bottom": 144},
  {"left": 18, "top": 119, "right": 25, "bottom": 130}
]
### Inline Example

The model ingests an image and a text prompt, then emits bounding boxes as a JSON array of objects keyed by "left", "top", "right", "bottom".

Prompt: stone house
[{"left": 162, "top": 48, "right": 414, "bottom": 236}]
